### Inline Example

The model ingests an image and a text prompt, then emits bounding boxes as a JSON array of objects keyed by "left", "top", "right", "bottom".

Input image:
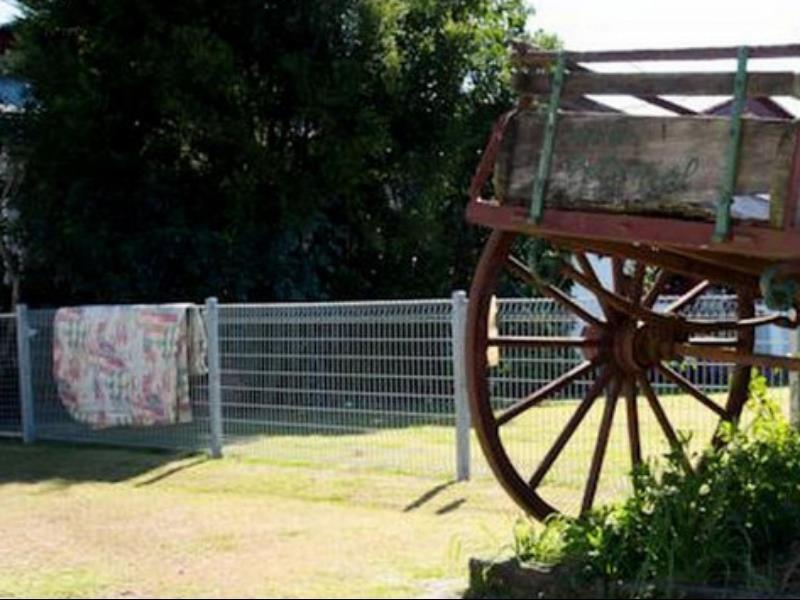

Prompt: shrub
[{"left": 514, "top": 372, "right": 800, "bottom": 597}]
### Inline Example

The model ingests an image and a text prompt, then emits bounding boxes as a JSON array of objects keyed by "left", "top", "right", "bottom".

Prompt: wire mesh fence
[
  {"left": 217, "top": 300, "right": 458, "bottom": 476},
  {"left": 2, "top": 294, "right": 796, "bottom": 489}
]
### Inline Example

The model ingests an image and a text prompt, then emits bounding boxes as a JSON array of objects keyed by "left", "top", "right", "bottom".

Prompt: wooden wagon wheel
[{"left": 465, "top": 230, "right": 800, "bottom": 520}]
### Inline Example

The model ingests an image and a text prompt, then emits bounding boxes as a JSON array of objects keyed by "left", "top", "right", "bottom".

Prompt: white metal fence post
[
  {"left": 205, "top": 297, "right": 224, "bottom": 458},
  {"left": 451, "top": 290, "right": 470, "bottom": 481},
  {"left": 791, "top": 327, "right": 799, "bottom": 427},
  {"left": 15, "top": 304, "right": 35, "bottom": 443}
]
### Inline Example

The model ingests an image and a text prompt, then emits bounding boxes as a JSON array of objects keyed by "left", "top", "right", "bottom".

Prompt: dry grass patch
[{"left": 0, "top": 442, "right": 522, "bottom": 599}]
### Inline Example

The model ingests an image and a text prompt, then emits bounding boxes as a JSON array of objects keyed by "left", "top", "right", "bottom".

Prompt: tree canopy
[{"left": 7, "top": 0, "right": 538, "bottom": 306}]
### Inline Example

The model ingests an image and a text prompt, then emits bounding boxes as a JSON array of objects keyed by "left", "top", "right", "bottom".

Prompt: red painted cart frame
[{"left": 464, "top": 43, "right": 800, "bottom": 520}]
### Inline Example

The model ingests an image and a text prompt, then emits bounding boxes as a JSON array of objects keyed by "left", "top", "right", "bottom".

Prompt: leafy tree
[{"left": 8, "top": 0, "right": 535, "bottom": 305}]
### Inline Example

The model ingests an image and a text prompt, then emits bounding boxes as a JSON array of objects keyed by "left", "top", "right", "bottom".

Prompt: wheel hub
[{"left": 584, "top": 315, "right": 688, "bottom": 373}]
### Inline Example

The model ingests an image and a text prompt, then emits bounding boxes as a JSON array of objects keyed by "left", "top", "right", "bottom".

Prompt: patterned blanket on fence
[{"left": 53, "top": 304, "right": 207, "bottom": 429}]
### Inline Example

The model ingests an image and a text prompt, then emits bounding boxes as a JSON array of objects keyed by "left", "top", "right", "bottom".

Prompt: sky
[
  {"left": 527, "top": 0, "right": 800, "bottom": 50},
  {"left": 0, "top": 1, "right": 796, "bottom": 53},
  {"left": 526, "top": 0, "right": 800, "bottom": 114},
  {"left": 0, "top": 1, "right": 16, "bottom": 24},
  {"left": 0, "top": 0, "right": 797, "bottom": 46}
]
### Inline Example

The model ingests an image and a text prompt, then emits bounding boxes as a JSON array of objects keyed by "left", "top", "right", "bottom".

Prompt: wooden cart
[{"left": 465, "top": 43, "right": 800, "bottom": 520}]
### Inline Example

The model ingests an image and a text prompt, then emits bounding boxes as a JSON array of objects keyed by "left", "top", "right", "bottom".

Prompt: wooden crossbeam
[
  {"left": 512, "top": 43, "right": 800, "bottom": 65},
  {"left": 513, "top": 71, "right": 800, "bottom": 99}
]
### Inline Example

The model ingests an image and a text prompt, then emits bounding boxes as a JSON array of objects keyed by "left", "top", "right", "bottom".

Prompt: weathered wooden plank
[
  {"left": 493, "top": 111, "right": 798, "bottom": 223},
  {"left": 567, "top": 63, "right": 697, "bottom": 116},
  {"left": 513, "top": 71, "right": 800, "bottom": 98},
  {"left": 512, "top": 43, "right": 800, "bottom": 65}
]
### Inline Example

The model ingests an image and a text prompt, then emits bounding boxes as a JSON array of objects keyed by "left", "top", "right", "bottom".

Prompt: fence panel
[
  {"left": 28, "top": 307, "right": 212, "bottom": 451},
  {"left": 0, "top": 295, "right": 791, "bottom": 486},
  {"left": 0, "top": 313, "right": 19, "bottom": 436},
  {"left": 217, "top": 300, "right": 456, "bottom": 476}
]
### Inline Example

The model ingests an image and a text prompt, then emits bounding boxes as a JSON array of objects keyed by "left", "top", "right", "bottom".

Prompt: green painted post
[
  {"left": 713, "top": 46, "right": 749, "bottom": 242},
  {"left": 529, "top": 52, "right": 567, "bottom": 223}
]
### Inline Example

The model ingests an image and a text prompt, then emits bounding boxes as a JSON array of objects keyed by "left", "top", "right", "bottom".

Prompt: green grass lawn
[
  {"left": 225, "top": 387, "right": 791, "bottom": 516},
  {"left": 0, "top": 441, "right": 523, "bottom": 599},
  {"left": 0, "top": 387, "right": 790, "bottom": 598}
]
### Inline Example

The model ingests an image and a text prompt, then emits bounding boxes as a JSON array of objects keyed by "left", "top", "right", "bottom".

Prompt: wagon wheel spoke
[
  {"left": 664, "top": 279, "right": 710, "bottom": 313},
  {"left": 638, "top": 374, "right": 693, "bottom": 474},
  {"left": 688, "top": 336, "right": 738, "bottom": 346},
  {"left": 529, "top": 368, "right": 613, "bottom": 489},
  {"left": 656, "top": 363, "right": 728, "bottom": 419},
  {"left": 629, "top": 263, "right": 647, "bottom": 305},
  {"left": 575, "top": 252, "right": 601, "bottom": 288},
  {"left": 680, "top": 312, "right": 799, "bottom": 334},
  {"left": 561, "top": 262, "right": 659, "bottom": 323},
  {"left": 624, "top": 378, "right": 642, "bottom": 470},
  {"left": 642, "top": 268, "right": 672, "bottom": 308},
  {"left": 496, "top": 360, "right": 599, "bottom": 427},
  {"left": 575, "top": 252, "right": 613, "bottom": 317},
  {"left": 612, "top": 257, "right": 628, "bottom": 298},
  {"left": 724, "top": 290, "right": 756, "bottom": 428},
  {"left": 564, "top": 261, "right": 777, "bottom": 335},
  {"left": 675, "top": 343, "right": 800, "bottom": 371},
  {"left": 507, "top": 254, "right": 604, "bottom": 327},
  {"left": 737, "top": 313, "right": 799, "bottom": 329},
  {"left": 487, "top": 336, "right": 600, "bottom": 349},
  {"left": 582, "top": 375, "right": 622, "bottom": 514}
]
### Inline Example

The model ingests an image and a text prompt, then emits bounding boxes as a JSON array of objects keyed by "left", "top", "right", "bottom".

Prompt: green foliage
[
  {"left": 514, "top": 372, "right": 800, "bottom": 596},
  {"left": 7, "top": 0, "right": 537, "bottom": 305}
]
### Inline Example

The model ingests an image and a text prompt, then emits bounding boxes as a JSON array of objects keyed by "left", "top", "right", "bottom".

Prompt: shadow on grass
[
  {"left": 403, "top": 480, "right": 457, "bottom": 512},
  {"left": 0, "top": 439, "right": 206, "bottom": 486},
  {"left": 435, "top": 498, "right": 466, "bottom": 515}
]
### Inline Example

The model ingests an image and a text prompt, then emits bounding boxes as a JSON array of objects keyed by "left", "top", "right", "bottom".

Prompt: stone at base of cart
[{"left": 467, "top": 557, "right": 800, "bottom": 599}]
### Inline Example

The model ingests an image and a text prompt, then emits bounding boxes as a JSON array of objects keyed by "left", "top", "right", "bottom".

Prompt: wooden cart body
[
  {"left": 469, "top": 44, "right": 800, "bottom": 298},
  {"left": 465, "top": 44, "right": 800, "bottom": 520}
]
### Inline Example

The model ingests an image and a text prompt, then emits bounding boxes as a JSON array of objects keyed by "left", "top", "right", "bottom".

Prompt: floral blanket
[{"left": 53, "top": 304, "right": 207, "bottom": 429}]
